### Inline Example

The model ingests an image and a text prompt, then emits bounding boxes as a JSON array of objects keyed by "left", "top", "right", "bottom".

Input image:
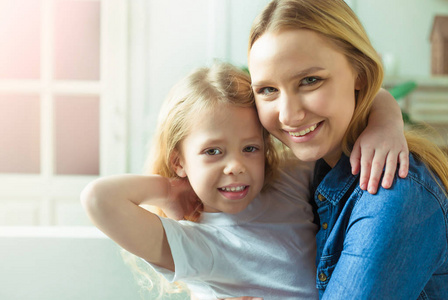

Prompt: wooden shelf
[{"left": 383, "top": 77, "right": 448, "bottom": 147}]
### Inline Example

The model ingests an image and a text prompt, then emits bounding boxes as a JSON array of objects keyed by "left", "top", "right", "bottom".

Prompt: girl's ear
[{"left": 171, "top": 150, "right": 187, "bottom": 178}]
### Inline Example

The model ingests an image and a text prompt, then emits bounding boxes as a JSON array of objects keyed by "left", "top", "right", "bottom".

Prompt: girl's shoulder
[
  {"left": 278, "top": 158, "right": 315, "bottom": 182},
  {"left": 261, "top": 159, "right": 316, "bottom": 208}
]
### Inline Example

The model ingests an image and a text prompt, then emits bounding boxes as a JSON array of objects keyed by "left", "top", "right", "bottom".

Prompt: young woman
[{"left": 243, "top": 0, "right": 448, "bottom": 298}]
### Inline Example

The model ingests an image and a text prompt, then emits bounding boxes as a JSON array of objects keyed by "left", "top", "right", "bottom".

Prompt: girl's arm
[
  {"left": 81, "top": 175, "right": 196, "bottom": 271},
  {"left": 351, "top": 88, "right": 409, "bottom": 194}
]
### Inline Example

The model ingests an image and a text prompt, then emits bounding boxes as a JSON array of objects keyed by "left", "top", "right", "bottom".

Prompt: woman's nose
[
  {"left": 223, "top": 156, "right": 246, "bottom": 175},
  {"left": 278, "top": 93, "right": 306, "bottom": 126}
]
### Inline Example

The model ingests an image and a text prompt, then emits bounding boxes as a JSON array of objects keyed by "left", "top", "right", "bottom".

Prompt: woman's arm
[
  {"left": 350, "top": 88, "right": 409, "bottom": 194},
  {"left": 81, "top": 175, "right": 195, "bottom": 271}
]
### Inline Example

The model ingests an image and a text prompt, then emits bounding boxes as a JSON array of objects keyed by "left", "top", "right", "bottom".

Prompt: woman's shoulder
[
  {"left": 355, "top": 153, "right": 447, "bottom": 218},
  {"left": 404, "top": 153, "right": 447, "bottom": 200}
]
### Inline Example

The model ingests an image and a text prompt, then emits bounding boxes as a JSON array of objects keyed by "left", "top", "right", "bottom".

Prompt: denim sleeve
[{"left": 322, "top": 180, "right": 447, "bottom": 299}]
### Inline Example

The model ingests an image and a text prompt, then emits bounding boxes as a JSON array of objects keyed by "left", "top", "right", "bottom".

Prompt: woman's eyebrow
[
  {"left": 251, "top": 66, "right": 325, "bottom": 87},
  {"left": 290, "top": 67, "right": 325, "bottom": 79}
]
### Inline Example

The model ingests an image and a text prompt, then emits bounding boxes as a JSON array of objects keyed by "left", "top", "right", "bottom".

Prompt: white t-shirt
[{"left": 149, "top": 161, "right": 318, "bottom": 300}]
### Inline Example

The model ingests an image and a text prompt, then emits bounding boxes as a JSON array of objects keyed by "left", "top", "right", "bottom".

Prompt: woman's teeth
[
  {"left": 220, "top": 186, "right": 245, "bottom": 192},
  {"left": 289, "top": 124, "right": 318, "bottom": 137}
]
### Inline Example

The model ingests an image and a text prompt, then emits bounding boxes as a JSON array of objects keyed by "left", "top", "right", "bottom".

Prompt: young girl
[
  {"left": 246, "top": 0, "right": 448, "bottom": 298},
  {"left": 81, "top": 62, "right": 407, "bottom": 299}
]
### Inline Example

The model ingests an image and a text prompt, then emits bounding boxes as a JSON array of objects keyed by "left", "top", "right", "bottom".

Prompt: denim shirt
[{"left": 313, "top": 154, "right": 448, "bottom": 299}]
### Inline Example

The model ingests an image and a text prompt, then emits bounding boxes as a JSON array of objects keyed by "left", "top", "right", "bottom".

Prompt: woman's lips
[{"left": 285, "top": 121, "right": 323, "bottom": 142}]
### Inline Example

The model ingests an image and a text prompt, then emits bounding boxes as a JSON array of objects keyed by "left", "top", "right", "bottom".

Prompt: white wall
[
  {"left": 352, "top": 0, "right": 448, "bottom": 77},
  {"left": 228, "top": 0, "right": 272, "bottom": 67}
]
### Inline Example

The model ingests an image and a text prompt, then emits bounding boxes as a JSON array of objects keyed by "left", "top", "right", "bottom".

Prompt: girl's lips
[{"left": 218, "top": 185, "right": 249, "bottom": 200}]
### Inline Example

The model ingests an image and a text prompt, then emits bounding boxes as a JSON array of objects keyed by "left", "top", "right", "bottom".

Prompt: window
[{"left": 0, "top": 0, "right": 128, "bottom": 226}]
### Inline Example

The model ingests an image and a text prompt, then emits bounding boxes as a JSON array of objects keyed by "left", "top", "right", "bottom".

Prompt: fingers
[
  {"left": 398, "top": 150, "right": 409, "bottom": 178},
  {"left": 362, "top": 149, "right": 408, "bottom": 194},
  {"left": 381, "top": 150, "right": 409, "bottom": 189},
  {"left": 358, "top": 147, "right": 390, "bottom": 194},
  {"left": 349, "top": 140, "right": 361, "bottom": 175},
  {"left": 366, "top": 151, "right": 387, "bottom": 194},
  {"left": 380, "top": 152, "right": 398, "bottom": 189},
  {"left": 358, "top": 147, "right": 374, "bottom": 192}
]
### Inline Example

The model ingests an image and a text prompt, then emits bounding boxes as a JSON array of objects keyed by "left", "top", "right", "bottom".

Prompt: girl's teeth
[
  {"left": 289, "top": 124, "right": 317, "bottom": 137},
  {"left": 221, "top": 186, "right": 245, "bottom": 192}
]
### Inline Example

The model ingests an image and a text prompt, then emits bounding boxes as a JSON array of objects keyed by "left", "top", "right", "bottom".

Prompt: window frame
[{"left": 0, "top": 0, "right": 129, "bottom": 226}]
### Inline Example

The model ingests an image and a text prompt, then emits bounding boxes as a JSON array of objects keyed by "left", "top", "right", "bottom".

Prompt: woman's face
[{"left": 249, "top": 29, "right": 360, "bottom": 167}]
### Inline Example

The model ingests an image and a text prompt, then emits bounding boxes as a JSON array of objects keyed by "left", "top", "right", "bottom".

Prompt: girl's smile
[{"left": 218, "top": 184, "right": 250, "bottom": 200}]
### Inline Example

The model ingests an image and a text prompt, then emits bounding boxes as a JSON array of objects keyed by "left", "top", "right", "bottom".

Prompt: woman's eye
[
  {"left": 258, "top": 87, "right": 277, "bottom": 96},
  {"left": 243, "top": 146, "right": 258, "bottom": 153},
  {"left": 205, "top": 149, "right": 221, "bottom": 156},
  {"left": 300, "top": 77, "right": 320, "bottom": 86}
]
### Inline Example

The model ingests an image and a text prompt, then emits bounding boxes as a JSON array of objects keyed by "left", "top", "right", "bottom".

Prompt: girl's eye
[
  {"left": 243, "top": 146, "right": 258, "bottom": 153},
  {"left": 257, "top": 87, "right": 277, "bottom": 96},
  {"left": 300, "top": 77, "right": 320, "bottom": 86},
  {"left": 205, "top": 149, "right": 221, "bottom": 156}
]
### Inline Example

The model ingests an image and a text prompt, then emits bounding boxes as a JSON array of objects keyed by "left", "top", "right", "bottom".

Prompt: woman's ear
[
  {"left": 171, "top": 150, "right": 187, "bottom": 178},
  {"left": 355, "top": 75, "right": 365, "bottom": 90}
]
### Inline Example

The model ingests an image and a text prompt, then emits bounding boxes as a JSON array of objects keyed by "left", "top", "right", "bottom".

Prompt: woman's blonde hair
[
  {"left": 249, "top": 0, "right": 448, "bottom": 190},
  {"left": 145, "top": 62, "right": 279, "bottom": 221}
]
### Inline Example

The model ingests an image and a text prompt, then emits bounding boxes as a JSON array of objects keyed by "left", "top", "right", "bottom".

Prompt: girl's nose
[
  {"left": 223, "top": 157, "right": 246, "bottom": 175},
  {"left": 278, "top": 93, "right": 306, "bottom": 126}
]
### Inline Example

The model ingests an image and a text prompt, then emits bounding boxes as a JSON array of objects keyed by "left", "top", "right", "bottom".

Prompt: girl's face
[
  {"left": 174, "top": 103, "right": 265, "bottom": 214},
  {"left": 249, "top": 29, "right": 360, "bottom": 167}
]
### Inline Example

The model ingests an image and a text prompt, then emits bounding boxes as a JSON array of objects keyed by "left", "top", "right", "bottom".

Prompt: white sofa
[{"left": 0, "top": 227, "right": 188, "bottom": 300}]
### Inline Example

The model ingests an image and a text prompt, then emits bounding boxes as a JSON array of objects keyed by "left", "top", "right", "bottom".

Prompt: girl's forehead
[
  {"left": 200, "top": 101, "right": 255, "bottom": 116},
  {"left": 186, "top": 103, "right": 261, "bottom": 136}
]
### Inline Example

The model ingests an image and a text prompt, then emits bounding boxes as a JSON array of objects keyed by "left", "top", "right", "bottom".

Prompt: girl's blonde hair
[
  {"left": 249, "top": 0, "right": 448, "bottom": 191},
  {"left": 145, "top": 62, "right": 279, "bottom": 220}
]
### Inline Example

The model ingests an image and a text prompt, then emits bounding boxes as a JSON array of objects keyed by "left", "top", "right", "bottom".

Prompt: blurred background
[{"left": 0, "top": 0, "right": 447, "bottom": 299}]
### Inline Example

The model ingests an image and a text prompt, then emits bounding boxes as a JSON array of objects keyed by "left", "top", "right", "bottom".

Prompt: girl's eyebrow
[
  {"left": 200, "top": 135, "right": 263, "bottom": 146},
  {"left": 200, "top": 138, "right": 225, "bottom": 146},
  {"left": 251, "top": 66, "right": 325, "bottom": 87}
]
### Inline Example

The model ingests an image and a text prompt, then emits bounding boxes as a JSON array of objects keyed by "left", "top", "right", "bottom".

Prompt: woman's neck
[{"left": 323, "top": 149, "right": 343, "bottom": 168}]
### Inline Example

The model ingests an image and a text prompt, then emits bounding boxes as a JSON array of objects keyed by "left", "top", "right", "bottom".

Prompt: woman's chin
[{"left": 291, "top": 148, "right": 321, "bottom": 162}]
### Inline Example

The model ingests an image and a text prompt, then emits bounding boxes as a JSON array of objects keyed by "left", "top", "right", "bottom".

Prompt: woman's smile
[{"left": 284, "top": 121, "right": 323, "bottom": 143}]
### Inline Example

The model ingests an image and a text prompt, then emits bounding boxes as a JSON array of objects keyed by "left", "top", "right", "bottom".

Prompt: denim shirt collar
[{"left": 316, "top": 154, "right": 359, "bottom": 206}]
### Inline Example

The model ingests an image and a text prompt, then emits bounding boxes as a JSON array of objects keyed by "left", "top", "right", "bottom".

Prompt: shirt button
[
  {"left": 317, "top": 194, "right": 326, "bottom": 201},
  {"left": 318, "top": 272, "right": 327, "bottom": 282},
  {"left": 322, "top": 222, "right": 328, "bottom": 230}
]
